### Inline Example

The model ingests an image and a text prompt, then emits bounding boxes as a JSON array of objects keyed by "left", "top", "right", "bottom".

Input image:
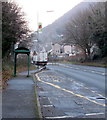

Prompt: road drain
[
  {"left": 96, "top": 97, "right": 105, "bottom": 99},
  {"left": 87, "top": 96, "right": 106, "bottom": 100}
]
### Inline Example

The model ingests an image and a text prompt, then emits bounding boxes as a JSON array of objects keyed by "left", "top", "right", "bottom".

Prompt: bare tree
[
  {"left": 65, "top": 9, "right": 94, "bottom": 60},
  {"left": 64, "top": 2, "right": 106, "bottom": 60}
]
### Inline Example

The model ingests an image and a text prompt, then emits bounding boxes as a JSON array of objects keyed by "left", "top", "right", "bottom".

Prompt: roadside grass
[
  {"left": 2, "top": 57, "right": 37, "bottom": 89},
  {"left": 71, "top": 62, "right": 107, "bottom": 68},
  {"left": 50, "top": 60, "right": 107, "bottom": 68},
  {"left": 2, "top": 60, "right": 14, "bottom": 89}
]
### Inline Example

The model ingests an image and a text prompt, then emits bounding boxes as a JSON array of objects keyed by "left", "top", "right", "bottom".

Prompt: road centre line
[
  {"left": 35, "top": 73, "right": 106, "bottom": 107},
  {"left": 57, "top": 64, "right": 105, "bottom": 76}
]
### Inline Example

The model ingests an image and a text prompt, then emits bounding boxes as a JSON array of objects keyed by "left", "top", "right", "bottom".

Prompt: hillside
[{"left": 31, "top": 2, "right": 94, "bottom": 51}]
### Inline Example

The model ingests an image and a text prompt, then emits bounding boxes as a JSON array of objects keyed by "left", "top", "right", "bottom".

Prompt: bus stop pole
[
  {"left": 27, "top": 54, "right": 30, "bottom": 77},
  {"left": 14, "top": 53, "right": 16, "bottom": 77}
]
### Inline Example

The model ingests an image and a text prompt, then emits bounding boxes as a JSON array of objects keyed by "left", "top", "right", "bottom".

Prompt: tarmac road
[
  {"left": 35, "top": 63, "right": 106, "bottom": 119},
  {"left": 48, "top": 63, "right": 105, "bottom": 95}
]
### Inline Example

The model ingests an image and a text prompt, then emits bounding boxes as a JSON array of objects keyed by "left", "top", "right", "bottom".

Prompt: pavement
[
  {"left": 35, "top": 64, "right": 106, "bottom": 119},
  {"left": 2, "top": 70, "right": 38, "bottom": 119}
]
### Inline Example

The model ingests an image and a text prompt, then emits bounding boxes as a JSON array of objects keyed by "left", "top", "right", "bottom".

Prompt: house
[
  {"left": 63, "top": 45, "right": 72, "bottom": 54},
  {"left": 63, "top": 44, "right": 81, "bottom": 56},
  {"left": 51, "top": 43, "right": 61, "bottom": 55},
  {"left": 51, "top": 43, "right": 85, "bottom": 59}
]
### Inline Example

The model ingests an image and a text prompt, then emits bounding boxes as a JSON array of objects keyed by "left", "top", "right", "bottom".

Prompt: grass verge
[
  {"left": 51, "top": 60, "right": 107, "bottom": 68},
  {"left": 2, "top": 59, "right": 37, "bottom": 89},
  {"left": 71, "top": 62, "right": 107, "bottom": 68}
]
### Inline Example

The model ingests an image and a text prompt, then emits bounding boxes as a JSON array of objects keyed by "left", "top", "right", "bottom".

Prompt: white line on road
[
  {"left": 48, "top": 97, "right": 53, "bottom": 104},
  {"left": 86, "top": 112, "right": 105, "bottom": 116},
  {"left": 75, "top": 68, "right": 80, "bottom": 70},
  {"left": 43, "top": 105, "right": 53, "bottom": 107},
  {"left": 46, "top": 116, "right": 73, "bottom": 119},
  {"left": 102, "top": 73, "right": 105, "bottom": 75}
]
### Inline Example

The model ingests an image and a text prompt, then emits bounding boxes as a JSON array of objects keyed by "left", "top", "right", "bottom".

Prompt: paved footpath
[{"left": 2, "top": 70, "right": 38, "bottom": 119}]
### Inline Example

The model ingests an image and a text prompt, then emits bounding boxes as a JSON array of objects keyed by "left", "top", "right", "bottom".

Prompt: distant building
[
  {"left": 51, "top": 43, "right": 61, "bottom": 55},
  {"left": 51, "top": 43, "right": 85, "bottom": 59},
  {"left": 64, "top": 45, "right": 72, "bottom": 54}
]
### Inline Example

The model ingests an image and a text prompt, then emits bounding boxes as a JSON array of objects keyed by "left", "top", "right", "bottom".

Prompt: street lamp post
[{"left": 36, "top": 10, "right": 54, "bottom": 52}]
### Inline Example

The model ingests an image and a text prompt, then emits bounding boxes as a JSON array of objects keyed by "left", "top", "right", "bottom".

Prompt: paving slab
[{"left": 2, "top": 70, "right": 37, "bottom": 119}]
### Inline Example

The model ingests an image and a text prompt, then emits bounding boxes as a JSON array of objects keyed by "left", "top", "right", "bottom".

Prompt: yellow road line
[{"left": 36, "top": 73, "right": 106, "bottom": 107}]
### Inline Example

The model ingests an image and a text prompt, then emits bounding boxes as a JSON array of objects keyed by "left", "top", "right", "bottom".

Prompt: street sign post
[{"left": 38, "top": 22, "right": 42, "bottom": 33}]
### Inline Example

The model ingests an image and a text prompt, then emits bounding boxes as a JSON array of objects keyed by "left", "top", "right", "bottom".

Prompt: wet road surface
[{"left": 35, "top": 64, "right": 106, "bottom": 119}]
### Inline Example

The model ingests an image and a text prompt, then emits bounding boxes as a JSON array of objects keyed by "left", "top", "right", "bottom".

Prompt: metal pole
[
  {"left": 27, "top": 54, "right": 30, "bottom": 77},
  {"left": 14, "top": 53, "right": 16, "bottom": 77},
  {"left": 36, "top": 11, "right": 39, "bottom": 52},
  {"left": 36, "top": 11, "right": 38, "bottom": 37}
]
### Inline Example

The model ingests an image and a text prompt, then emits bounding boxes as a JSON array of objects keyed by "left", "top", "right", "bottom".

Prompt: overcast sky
[
  {"left": 13, "top": 0, "right": 104, "bottom": 31},
  {"left": 12, "top": 0, "right": 84, "bottom": 31}
]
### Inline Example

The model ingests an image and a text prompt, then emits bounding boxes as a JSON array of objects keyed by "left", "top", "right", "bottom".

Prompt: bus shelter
[{"left": 14, "top": 47, "right": 30, "bottom": 77}]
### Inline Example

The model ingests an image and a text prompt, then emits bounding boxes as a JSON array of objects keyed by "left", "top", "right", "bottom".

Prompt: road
[
  {"left": 48, "top": 63, "right": 105, "bottom": 94},
  {"left": 35, "top": 63, "right": 106, "bottom": 119}
]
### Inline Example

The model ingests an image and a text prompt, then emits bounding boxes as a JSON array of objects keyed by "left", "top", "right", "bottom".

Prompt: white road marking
[
  {"left": 91, "top": 90, "right": 96, "bottom": 93},
  {"left": 102, "top": 73, "right": 105, "bottom": 75},
  {"left": 90, "top": 71, "right": 105, "bottom": 76},
  {"left": 48, "top": 97, "right": 53, "bottom": 104},
  {"left": 86, "top": 112, "right": 105, "bottom": 116},
  {"left": 53, "top": 80, "right": 59, "bottom": 82},
  {"left": 75, "top": 68, "right": 79, "bottom": 70},
  {"left": 46, "top": 116, "right": 73, "bottom": 119},
  {"left": 43, "top": 105, "right": 53, "bottom": 107},
  {"left": 92, "top": 71, "right": 95, "bottom": 73}
]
